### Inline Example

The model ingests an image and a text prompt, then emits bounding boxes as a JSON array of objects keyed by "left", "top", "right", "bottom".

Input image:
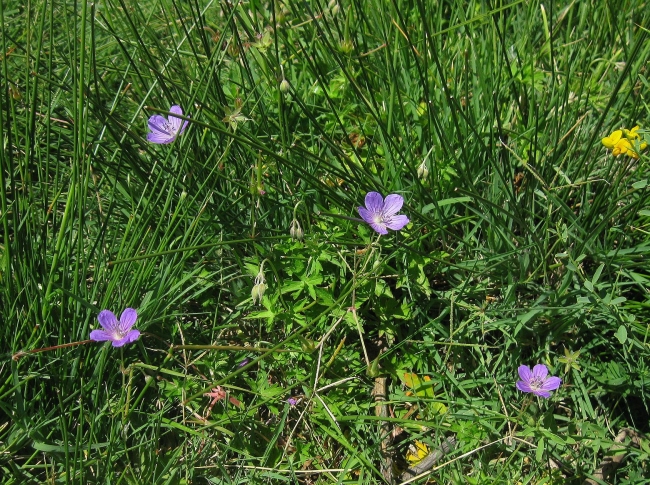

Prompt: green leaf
[
  {"left": 280, "top": 280, "right": 304, "bottom": 294},
  {"left": 259, "top": 384, "right": 285, "bottom": 399},
  {"left": 591, "top": 263, "right": 605, "bottom": 286},
  {"left": 245, "top": 310, "right": 276, "bottom": 320},
  {"left": 517, "top": 309, "right": 541, "bottom": 325},
  {"left": 421, "top": 196, "right": 472, "bottom": 214},
  {"left": 535, "top": 437, "right": 545, "bottom": 462},
  {"left": 615, "top": 325, "right": 627, "bottom": 344}
]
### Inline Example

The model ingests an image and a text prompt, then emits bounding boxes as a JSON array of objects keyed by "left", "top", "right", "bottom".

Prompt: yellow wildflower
[
  {"left": 613, "top": 138, "right": 633, "bottom": 157},
  {"left": 623, "top": 125, "right": 641, "bottom": 139},
  {"left": 602, "top": 127, "right": 647, "bottom": 159},
  {"left": 602, "top": 129, "right": 623, "bottom": 149},
  {"left": 406, "top": 440, "right": 430, "bottom": 465},
  {"left": 624, "top": 125, "right": 648, "bottom": 157}
]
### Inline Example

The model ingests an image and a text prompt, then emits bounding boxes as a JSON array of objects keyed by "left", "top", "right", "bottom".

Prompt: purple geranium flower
[
  {"left": 357, "top": 192, "right": 410, "bottom": 235},
  {"left": 147, "top": 105, "right": 189, "bottom": 144},
  {"left": 516, "top": 364, "right": 561, "bottom": 398},
  {"left": 90, "top": 308, "right": 141, "bottom": 347},
  {"left": 287, "top": 397, "right": 298, "bottom": 407}
]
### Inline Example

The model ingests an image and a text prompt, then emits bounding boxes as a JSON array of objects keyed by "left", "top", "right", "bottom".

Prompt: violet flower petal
[
  {"left": 369, "top": 222, "right": 388, "bottom": 235},
  {"left": 168, "top": 105, "right": 184, "bottom": 133},
  {"left": 541, "top": 376, "right": 562, "bottom": 391},
  {"left": 517, "top": 365, "right": 532, "bottom": 381},
  {"left": 516, "top": 380, "right": 532, "bottom": 393},
  {"left": 364, "top": 192, "right": 384, "bottom": 212},
  {"left": 532, "top": 364, "right": 549, "bottom": 380},
  {"left": 97, "top": 310, "right": 119, "bottom": 332},
  {"left": 148, "top": 115, "right": 172, "bottom": 135},
  {"left": 147, "top": 131, "right": 172, "bottom": 144},
  {"left": 89, "top": 329, "right": 113, "bottom": 342},
  {"left": 357, "top": 206, "right": 375, "bottom": 224},
  {"left": 382, "top": 194, "right": 404, "bottom": 217},
  {"left": 119, "top": 308, "right": 138, "bottom": 332},
  {"left": 385, "top": 214, "right": 409, "bottom": 230}
]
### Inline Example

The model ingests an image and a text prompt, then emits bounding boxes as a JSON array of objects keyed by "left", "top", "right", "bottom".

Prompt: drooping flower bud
[
  {"left": 289, "top": 219, "right": 304, "bottom": 241},
  {"left": 280, "top": 78, "right": 290, "bottom": 93},
  {"left": 251, "top": 281, "right": 266, "bottom": 304},
  {"left": 417, "top": 160, "right": 429, "bottom": 180},
  {"left": 251, "top": 268, "right": 267, "bottom": 304}
]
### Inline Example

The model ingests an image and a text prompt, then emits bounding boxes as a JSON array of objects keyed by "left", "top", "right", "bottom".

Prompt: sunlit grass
[{"left": 1, "top": 0, "right": 649, "bottom": 483}]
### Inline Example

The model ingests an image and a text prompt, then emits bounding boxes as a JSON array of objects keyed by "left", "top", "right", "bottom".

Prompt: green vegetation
[{"left": 1, "top": 0, "right": 649, "bottom": 483}]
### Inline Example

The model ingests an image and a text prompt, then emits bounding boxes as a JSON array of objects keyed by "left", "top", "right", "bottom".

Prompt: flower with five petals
[
  {"left": 516, "top": 364, "right": 561, "bottom": 398},
  {"left": 357, "top": 192, "right": 409, "bottom": 235},
  {"left": 90, "top": 308, "right": 141, "bottom": 347},
  {"left": 147, "top": 105, "right": 189, "bottom": 144}
]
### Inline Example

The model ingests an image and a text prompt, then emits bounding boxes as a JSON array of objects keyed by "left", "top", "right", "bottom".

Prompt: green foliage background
[{"left": 1, "top": 0, "right": 649, "bottom": 483}]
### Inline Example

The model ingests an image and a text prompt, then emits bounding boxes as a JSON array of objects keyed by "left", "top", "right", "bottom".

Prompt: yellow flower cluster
[{"left": 602, "top": 125, "right": 647, "bottom": 159}]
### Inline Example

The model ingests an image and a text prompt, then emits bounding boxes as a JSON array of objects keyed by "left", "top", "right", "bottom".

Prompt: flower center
[
  {"left": 110, "top": 327, "right": 128, "bottom": 340},
  {"left": 529, "top": 377, "right": 543, "bottom": 390},
  {"left": 162, "top": 121, "right": 176, "bottom": 135}
]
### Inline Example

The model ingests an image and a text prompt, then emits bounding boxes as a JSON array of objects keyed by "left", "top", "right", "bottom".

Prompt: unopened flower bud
[
  {"left": 290, "top": 219, "right": 304, "bottom": 240},
  {"left": 280, "top": 78, "right": 290, "bottom": 93},
  {"left": 367, "top": 355, "right": 382, "bottom": 378},
  {"left": 417, "top": 161, "right": 429, "bottom": 180},
  {"left": 340, "top": 40, "right": 354, "bottom": 54},
  {"left": 252, "top": 268, "right": 266, "bottom": 304},
  {"left": 298, "top": 336, "right": 316, "bottom": 353},
  {"left": 251, "top": 281, "right": 267, "bottom": 304},
  {"left": 254, "top": 268, "right": 265, "bottom": 286}
]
